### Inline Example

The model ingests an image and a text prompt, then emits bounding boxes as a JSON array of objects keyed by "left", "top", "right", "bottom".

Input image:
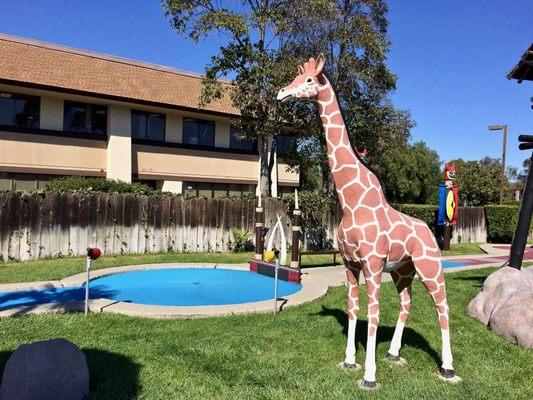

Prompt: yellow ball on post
[{"left": 264, "top": 250, "right": 276, "bottom": 263}]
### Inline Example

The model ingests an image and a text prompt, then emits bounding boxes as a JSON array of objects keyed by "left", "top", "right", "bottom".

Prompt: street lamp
[{"left": 488, "top": 124, "right": 508, "bottom": 204}]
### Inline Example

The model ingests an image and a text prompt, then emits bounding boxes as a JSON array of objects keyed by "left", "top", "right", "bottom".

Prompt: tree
[
  {"left": 452, "top": 157, "right": 506, "bottom": 206},
  {"left": 161, "top": 0, "right": 313, "bottom": 196},
  {"left": 278, "top": 0, "right": 414, "bottom": 195},
  {"left": 161, "top": 0, "right": 412, "bottom": 198},
  {"left": 378, "top": 141, "right": 441, "bottom": 204}
]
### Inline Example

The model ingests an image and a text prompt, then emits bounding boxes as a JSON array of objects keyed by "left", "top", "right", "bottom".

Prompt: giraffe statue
[{"left": 277, "top": 54, "right": 460, "bottom": 388}]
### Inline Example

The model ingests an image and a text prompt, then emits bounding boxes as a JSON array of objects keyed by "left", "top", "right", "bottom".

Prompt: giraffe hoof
[
  {"left": 359, "top": 379, "right": 378, "bottom": 390},
  {"left": 337, "top": 361, "right": 361, "bottom": 371},
  {"left": 384, "top": 352, "right": 407, "bottom": 365},
  {"left": 438, "top": 368, "right": 462, "bottom": 383}
]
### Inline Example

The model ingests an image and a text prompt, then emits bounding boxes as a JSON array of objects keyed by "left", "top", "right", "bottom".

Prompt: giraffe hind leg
[
  {"left": 386, "top": 262, "right": 415, "bottom": 365},
  {"left": 412, "top": 257, "right": 461, "bottom": 382}
]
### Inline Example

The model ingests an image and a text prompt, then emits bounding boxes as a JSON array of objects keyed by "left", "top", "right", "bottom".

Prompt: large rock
[
  {"left": 0, "top": 338, "right": 89, "bottom": 400},
  {"left": 468, "top": 266, "right": 533, "bottom": 348}
]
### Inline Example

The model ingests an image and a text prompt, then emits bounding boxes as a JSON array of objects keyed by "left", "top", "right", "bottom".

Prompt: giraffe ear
[
  {"left": 297, "top": 64, "right": 304, "bottom": 75},
  {"left": 315, "top": 53, "right": 326, "bottom": 75}
]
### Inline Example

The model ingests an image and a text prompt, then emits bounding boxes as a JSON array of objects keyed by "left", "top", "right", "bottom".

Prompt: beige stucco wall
[
  {"left": 40, "top": 96, "right": 63, "bottom": 130},
  {"left": 277, "top": 161, "right": 299, "bottom": 186},
  {"left": 0, "top": 131, "right": 106, "bottom": 175},
  {"left": 133, "top": 144, "right": 259, "bottom": 183},
  {"left": 106, "top": 105, "right": 132, "bottom": 182},
  {"left": 165, "top": 113, "right": 181, "bottom": 143}
]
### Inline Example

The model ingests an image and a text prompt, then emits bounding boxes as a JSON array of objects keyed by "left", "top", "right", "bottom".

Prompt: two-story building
[{"left": 0, "top": 33, "right": 299, "bottom": 196}]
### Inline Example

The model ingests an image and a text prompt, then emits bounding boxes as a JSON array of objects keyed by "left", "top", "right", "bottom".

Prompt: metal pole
[
  {"left": 273, "top": 257, "right": 279, "bottom": 314},
  {"left": 84, "top": 256, "right": 91, "bottom": 317},
  {"left": 509, "top": 151, "right": 533, "bottom": 269},
  {"left": 500, "top": 125, "right": 508, "bottom": 205}
]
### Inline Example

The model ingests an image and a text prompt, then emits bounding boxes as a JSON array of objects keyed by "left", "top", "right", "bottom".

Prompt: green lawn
[
  {"left": 0, "top": 243, "right": 484, "bottom": 285},
  {"left": 0, "top": 267, "right": 531, "bottom": 399}
]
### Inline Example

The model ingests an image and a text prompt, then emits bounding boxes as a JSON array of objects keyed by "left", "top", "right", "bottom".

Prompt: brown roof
[{"left": 0, "top": 33, "right": 239, "bottom": 116}]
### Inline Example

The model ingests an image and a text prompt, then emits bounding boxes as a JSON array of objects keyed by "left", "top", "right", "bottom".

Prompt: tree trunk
[{"left": 258, "top": 133, "right": 271, "bottom": 196}]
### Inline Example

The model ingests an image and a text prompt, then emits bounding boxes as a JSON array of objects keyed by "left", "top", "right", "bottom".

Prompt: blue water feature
[
  {"left": 0, "top": 268, "right": 302, "bottom": 309},
  {"left": 442, "top": 261, "right": 467, "bottom": 269}
]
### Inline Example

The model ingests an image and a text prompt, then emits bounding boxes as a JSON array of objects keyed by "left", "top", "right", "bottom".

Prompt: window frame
[
  {"left": 182, "top": 117, "right": 216, "bottom": 148},
  {"left": 0, "top": 92, "right": 40, "bottom": 129},
  {"left": 63, "top": 100, "right": 107, "bottom": 135},
  {"left": 131, "top": 109, "right": 166, "bottom": 142}
]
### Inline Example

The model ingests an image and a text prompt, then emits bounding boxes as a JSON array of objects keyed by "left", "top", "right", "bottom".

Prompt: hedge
[
  {"left": 395, "top": 204, "right": 438, "bottom": 231},
  {"left": 484, "top": 205, "right": 524, "bottom": 244},
  {"left": 44, "top": 176, "right": 159, "bottom": 195}
]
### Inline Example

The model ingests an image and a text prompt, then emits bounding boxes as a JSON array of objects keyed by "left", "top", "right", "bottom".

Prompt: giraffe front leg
[
  {"left": 339, "top": 265, "right": 361, "bottom": 371},
  {"left": 360, "top": 257, "right": 383, "bottom": 389}
]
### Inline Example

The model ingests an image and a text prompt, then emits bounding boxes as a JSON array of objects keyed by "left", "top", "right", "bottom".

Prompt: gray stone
[
  {"left": 468, "top": 266, "right": 533, "bottom": 348},
  {"left": 0, "top": 338, "right": 89, "bottom": 400}
]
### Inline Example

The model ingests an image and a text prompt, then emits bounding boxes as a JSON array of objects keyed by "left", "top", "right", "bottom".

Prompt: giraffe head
[{"left": 277, "top": 54, "right": 326, "bottom": 103}]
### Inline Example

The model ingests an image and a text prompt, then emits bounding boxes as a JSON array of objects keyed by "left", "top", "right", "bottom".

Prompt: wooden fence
[{"left": 0, "top": 192, "right": 486, "bottom": 261}]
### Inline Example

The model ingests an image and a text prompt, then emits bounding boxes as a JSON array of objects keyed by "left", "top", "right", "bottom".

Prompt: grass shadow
[
  {"left": 0, "top": 347, "right": 140, "bottom": 399},
  {"left": 315, "top": 306, "right": 441, "bottom": 366}
]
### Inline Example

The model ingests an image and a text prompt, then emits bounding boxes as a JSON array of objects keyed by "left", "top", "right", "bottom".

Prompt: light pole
[{"left": 488, "top": 124, "right": 508, "bottom": 204}]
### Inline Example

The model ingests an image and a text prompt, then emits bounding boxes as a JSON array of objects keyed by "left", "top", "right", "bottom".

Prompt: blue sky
[{"left": 0, "top": 0, "right": 531, "bottom": 169}]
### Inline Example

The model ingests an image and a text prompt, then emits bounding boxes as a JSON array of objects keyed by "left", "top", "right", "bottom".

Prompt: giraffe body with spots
[{"left": 277, "top": 54, "right": 459, "bottom": 388}]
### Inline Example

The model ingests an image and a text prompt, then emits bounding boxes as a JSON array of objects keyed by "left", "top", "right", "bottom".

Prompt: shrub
[
  {"left": 44, "top": 177, "right": 159, "bottom": 195},
  {"left": 230, "top": 228, "right": 252, "bottom": 253},
  {"left": 484, "top": 205, "right": 525, "bottom": 243},
  {"left": 396, "top": 204, "right": 437, "bottom": 231}
]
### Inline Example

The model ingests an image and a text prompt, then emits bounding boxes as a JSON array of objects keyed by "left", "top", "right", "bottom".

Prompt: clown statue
[{"left": 438, "top": 163, "right": 459, "bottom": 251}]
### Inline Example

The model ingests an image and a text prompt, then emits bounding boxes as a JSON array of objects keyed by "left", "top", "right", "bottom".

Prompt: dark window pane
[
  {"left": 230, "top": 126, "right": 254, "bottom": 150},
  {"left": 0, "top": 97, "right": 13, "bottom": 125},
  {"left": 198, "top": 122, "right": 215, "bottom": 146},
  {"left": 147, "top": 113, "right": 165, "bottom": 141},
  {"left": 91, "top": 105, "right": 107, "bottom": 134},
  {"left": 183, "top": 118, "right": 198, "bottom": 145},
  {"left": 213, "top": 183, "right": 228, "bottom": 198},
  {"left": 0, "top": 93, "right": 40, "bottom": 128},
  {"left": 131, "top": 112, "right": 147, "bottom": 139},
  {"left": 183, "top": 118, "right": 214, "bottom": 147},
  {"left": 277, "top": 135, "right": 294, "bottom": 155},
  {"left": 198, "top": 182, "right": 212, "bottom": 198},
  {"left": 183, "top": 182, "right": 198, "bottom": 197},
  {"left": 64, "top": 101, "right": 106, "bottom": 134}
]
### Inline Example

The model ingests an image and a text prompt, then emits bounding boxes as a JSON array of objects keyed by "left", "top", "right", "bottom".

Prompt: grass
[
  {"left": 0, "top": 243, "right": 484, "bottom": 285},
  {"left": 441, "top": 242, "right": 485, "bottom": 256},
  {"left": 0, "top": 267, "right": 531, "bottom": 399}
]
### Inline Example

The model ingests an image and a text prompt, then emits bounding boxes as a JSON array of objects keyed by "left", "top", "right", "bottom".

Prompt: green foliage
[
  {"left": 484, "top": 205, "right": 523, "bottom": 243},
  {"left": 378, "top": 141, "right": 441, "bottom": 204},
  {"left": 396, "top": 204, "right": 437, "bottom": 231},
  {"left": 452, "top": 157, "right": 505, "bottom": 206},
  {"left": 281, "top": 191, "right": 334, "bottom": 216},
  {"left": 44, "top": 177, "right": 159, "bottom": 196},
  {"left": 230, "top": 228, "right": 252, "bottom": 253}
]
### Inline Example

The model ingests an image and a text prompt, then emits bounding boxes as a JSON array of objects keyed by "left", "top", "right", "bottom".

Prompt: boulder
[
  {"left": 0, "top": 338, "right": 89, "bottom": 400},
  {"left": 468, "top": 266, "right": 533, "bottom": 348}
]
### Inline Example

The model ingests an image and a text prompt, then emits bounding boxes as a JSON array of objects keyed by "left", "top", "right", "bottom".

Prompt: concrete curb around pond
[
  {"left": 0, "top": 258, "right": 503, "bottom": 319},
  {"left": 0, "top": 263, "right": 335, "bottom": 319}
]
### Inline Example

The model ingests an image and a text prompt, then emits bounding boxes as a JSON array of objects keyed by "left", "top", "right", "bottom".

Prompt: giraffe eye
[{"left": 306, "top": 77, "right": 313, "bottom": 83}]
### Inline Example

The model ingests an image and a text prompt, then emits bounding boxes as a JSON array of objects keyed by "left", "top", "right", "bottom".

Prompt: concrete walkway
[{"left": 0, "top": 245, "right": 522, "bottom": 319}]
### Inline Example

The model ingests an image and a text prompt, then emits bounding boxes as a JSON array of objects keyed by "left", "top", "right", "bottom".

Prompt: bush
[
  {"left": 484, "top": 205, "right": 523, "bottom": 243},
  {"left": 230, "top": 228, "right": 253, "bottom": 253},
  {"left": 44, "top": 177, "right": 159, "bottom": 195},
  {"left": 396, "top": 204, "right": 437, "bottom": 231}
]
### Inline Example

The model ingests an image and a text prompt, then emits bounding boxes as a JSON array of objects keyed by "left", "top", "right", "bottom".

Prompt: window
[
  {"left": 0, "top": 92, "right": 40, "bottom": 129},
  {"left": 277, "top": 134, "right": 295, "bottom": 155},
  {"left": 229, "top": 126, "right": 255, "bottom": 151},
  {"left": 182, "top": 182, "right": 254, "bottom": 198},
  {"left": 63, "top": 101, "right": 107, "bottom": 134},
  {"left": 183, "top": 118, "right": 215, "bottom": 147},
  {"left": 131, "top": 110, "right": 166, "bottom": 141}
]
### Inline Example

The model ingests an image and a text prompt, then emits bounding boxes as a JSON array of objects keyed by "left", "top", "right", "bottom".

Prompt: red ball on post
[{"left": 87, "top": 248, "right": 101, "bottom": 260}]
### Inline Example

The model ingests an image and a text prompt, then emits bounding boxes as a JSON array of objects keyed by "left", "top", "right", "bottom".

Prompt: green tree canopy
[{"left": 452, "top": 157, "right": 506, "bottom": 206}]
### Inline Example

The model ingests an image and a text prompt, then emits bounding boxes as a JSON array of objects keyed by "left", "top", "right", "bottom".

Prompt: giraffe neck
[{"left": 316, "top": 77, "right": 385, "bottom": 209}]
